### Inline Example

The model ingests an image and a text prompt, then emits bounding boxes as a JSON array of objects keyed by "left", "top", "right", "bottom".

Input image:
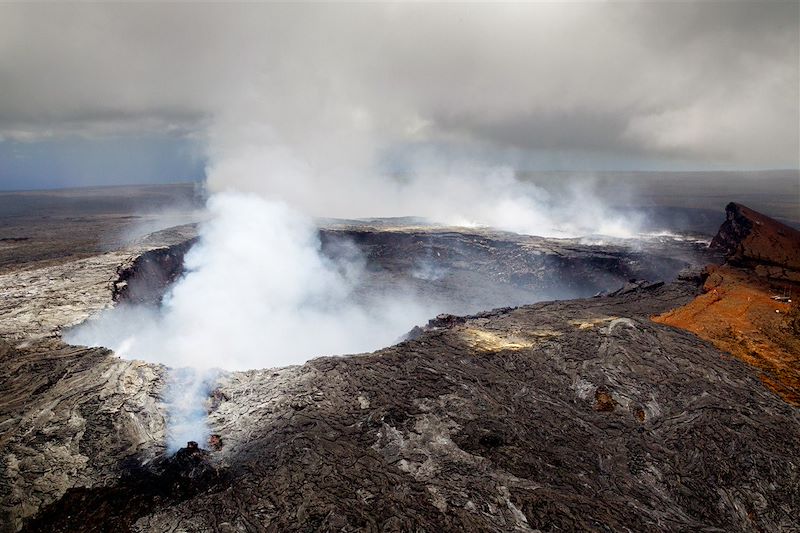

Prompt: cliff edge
[
  {"left": 655, "top": 202, "right": 800, "bottom": 404},
  {"left": 710, "top": 201, "right": 800, "bottom": 282}
]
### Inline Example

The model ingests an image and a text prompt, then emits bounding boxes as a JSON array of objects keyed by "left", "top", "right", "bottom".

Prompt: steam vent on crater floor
[{"left": 0, "top": 189, "right": 797, "bottom": 533}]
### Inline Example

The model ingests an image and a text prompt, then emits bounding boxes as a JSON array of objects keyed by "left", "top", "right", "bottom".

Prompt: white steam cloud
[
  {"left": 68, "top": 169, "right": 637, "bottom": 450},
  {"left": 66, "top": 87, "right": 650, "bottom": 452},
  {"left": 61, "top": 2, "right": 742, "bottom": 452},
  {"left": 205, "top": 117, "right": 642, "bottom": 238},
  {"left": 66, "top": 192, "right": 436, "bottom": 450},
  {"left": 73, "top": 192, "right": 433, "bottom": 370}
]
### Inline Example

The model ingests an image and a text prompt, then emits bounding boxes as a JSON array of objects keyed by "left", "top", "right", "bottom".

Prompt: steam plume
[
  {"left": 66, "top": 192, "right": 436, "bottom": 451},
  {"left": 62, "top": 3, "right": 765, "bottom": 451},
  {"left": 66, "top": 104, "right": 653, "bottom": 453}
]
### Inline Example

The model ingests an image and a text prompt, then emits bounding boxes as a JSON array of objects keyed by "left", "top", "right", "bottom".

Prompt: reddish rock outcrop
[
  {"left": 656, "top": 203, "right": 800, "bottom": 405},
  {"left": 710, "top": 202, "right": 800, "bottom": 282}
]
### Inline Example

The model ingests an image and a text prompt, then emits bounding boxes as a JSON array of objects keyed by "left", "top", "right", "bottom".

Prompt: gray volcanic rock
[
  {"left": 0, "top": 224, "right": 198, "bottom": 343},
  {"left": 14, "top": 283, "right": 800, "bottom": 532},
  {"left": 0, "top": 225, "right": 196, "bottom": 531},
  {"left": 0, "top": 341, "right": 165, "bottom": 532},
  {"left": 320, "top": 226, "right": 712, "bottom": 315},
  {"left": 112, "top": 234, "right": 198, "bottom": 305},
  {"left": 1, "top": 214, "right": 797, "bottom": 533}
]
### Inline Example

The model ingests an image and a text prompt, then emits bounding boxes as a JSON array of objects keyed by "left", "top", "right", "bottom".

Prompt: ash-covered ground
[{"left": 1, "top": 184, "right": 798, "bottom": 532}]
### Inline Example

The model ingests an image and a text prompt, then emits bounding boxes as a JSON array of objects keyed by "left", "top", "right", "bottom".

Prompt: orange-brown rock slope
[{"left": 654, "top": 203, "right": 800, "bottom": 405}]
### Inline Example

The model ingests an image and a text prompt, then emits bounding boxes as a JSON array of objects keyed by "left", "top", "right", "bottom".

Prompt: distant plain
[{"left": 0, "top": 170, "right": 796, "bottom": 273}]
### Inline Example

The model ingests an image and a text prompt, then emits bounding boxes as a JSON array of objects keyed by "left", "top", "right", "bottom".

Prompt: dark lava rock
[
  {"left": 426, "top": 313, "right": 468, "bottom": 329},
  {"left": 319, "top": 226, "right": 714, "bottom": 315},
  {"left": 113, "top": 238, "right": 198, "bottom": 305},
  {"left": 16, "top": 280, "right": 798, "bottom": 532},
  {"left": 3, "top": 220, "right": 798, "bottom": 532},
  {"left": 20, "top": 443, "right": 225, "bottom": 533},
  {"left": 605, "top": 279, "right": 665, "bottom": 297}
]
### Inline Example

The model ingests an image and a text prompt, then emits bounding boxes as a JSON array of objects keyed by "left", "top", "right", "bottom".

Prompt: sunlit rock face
[
  {"left": 0, "top": 224, "right": 199, "bottom": 343},
  {"left": 657, "top": 203, "right": 800, "bottom": 405},
  {"left": 0, "top": 340, "right": 167, "bottom": 533}
]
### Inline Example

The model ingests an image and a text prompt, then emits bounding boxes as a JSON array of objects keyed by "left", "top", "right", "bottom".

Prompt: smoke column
[
  {"left": 63, "top": 4, "right": 670, "bottom": 451},
  {"left": 66, "top": 127, "right": 649, "bottom": 453},
  {"left": 66, "top": 192, "right": 438, "bottom": 451}
]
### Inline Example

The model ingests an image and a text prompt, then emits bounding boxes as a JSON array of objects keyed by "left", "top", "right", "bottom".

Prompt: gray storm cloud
[{"left": 0, "top": 2, "right": 797, "bottom": 168}]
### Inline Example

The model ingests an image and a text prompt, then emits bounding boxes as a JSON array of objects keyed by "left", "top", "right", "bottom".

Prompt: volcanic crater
[{"left": 1, "top": 192, "right": 799, "bottom": 533}]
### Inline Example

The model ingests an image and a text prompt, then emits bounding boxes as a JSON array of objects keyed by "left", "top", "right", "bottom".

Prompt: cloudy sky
[{"left": 0, "top": 2, "right": 797, "bottom": 189}]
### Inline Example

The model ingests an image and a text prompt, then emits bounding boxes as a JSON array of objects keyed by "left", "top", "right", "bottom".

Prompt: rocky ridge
[
  {"left": 656, "top": 202, "right": 800, "bottom": 405},
  {"left": 0, "top": 224, "right": 197, "bottom": 343},
  {"left": 710, "top": 201, "right": 800, "bottom": 282},
  {"left": 0, "top": 225, "right": 195, "bottom": 531}
]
